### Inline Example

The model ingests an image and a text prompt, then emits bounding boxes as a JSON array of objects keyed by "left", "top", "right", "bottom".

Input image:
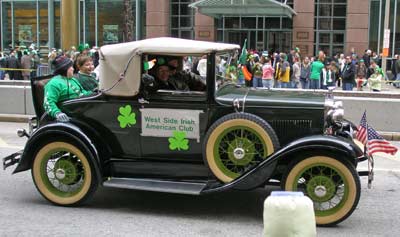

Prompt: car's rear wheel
[
  {"left": 204, "top": 113, "right": 279, "bottom": 183},
  {"left": 32, "top": 141, "right": 98, "bottom": 206},
  {"left": 282, "top": 155, "right": 361, "bottom": 226}
]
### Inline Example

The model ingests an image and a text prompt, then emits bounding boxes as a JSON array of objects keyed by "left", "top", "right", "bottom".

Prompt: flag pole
[{"left": 365, "top": 118, "right": 374, "bottom": 189}]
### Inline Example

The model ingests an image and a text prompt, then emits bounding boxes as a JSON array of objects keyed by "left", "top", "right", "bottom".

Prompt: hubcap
[
  {"left": 55, "top": 169, "right": 66, "bottom": 180},
  {"left": 53, "top": 157, "right": 83, "bottom": 185},
  {"left": 314, "top": 185, "right": 327, "bottom": 198},
  {"left": 233, "top": 148, "right": 245, "bottom": 160}
]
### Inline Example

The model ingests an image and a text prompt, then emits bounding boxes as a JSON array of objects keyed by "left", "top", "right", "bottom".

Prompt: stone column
[
  {"left": 345, "top": 0, "right": 369, "bottom": 56},
  {"left": 194, "top": 12, "right": 215, "bottom": 42},
  {"left": 61, "top": 0, "right": 79, "bottom": 50},
  {"left": 292, "top": 0, "right": 315, "bottom": 57},
  {"left": 146, "top": 0, "right": 170, "bottom": 38}
]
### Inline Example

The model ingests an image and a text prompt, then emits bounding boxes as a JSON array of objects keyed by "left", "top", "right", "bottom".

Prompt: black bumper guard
[{"left": 2, "top": 150, "right": 23, "bottom": 170}]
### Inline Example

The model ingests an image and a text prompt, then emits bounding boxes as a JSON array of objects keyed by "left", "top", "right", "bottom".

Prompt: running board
[{"left": 103, "top": 178, "right": 207, "bottom": 195}]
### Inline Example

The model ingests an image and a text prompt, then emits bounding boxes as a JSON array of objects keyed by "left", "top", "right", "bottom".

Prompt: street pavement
[{"left": 1, "top": 122, "right": 400, "bottom": 237}]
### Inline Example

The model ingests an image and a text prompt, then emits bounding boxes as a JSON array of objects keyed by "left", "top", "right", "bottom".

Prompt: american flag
[
  {"left": 367, "top": 126, "right": 398, "bottom": 156},
  {"left": 356, "top": 111, "right": 398, "bottom": 156},
  {"left": 356, "top": 111, "right": 367, "bottom": 145}
]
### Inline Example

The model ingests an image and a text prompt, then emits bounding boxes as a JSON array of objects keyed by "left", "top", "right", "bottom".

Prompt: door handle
[{"left": 138, "top": 98, "right": 149, "bottom": 104}]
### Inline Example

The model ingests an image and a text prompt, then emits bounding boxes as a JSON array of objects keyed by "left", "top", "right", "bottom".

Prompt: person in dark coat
[
  {"left": 362, "top": 49, "right": 371, "bottom": 69},
  {"left": 341, "top": 56, "right": 356, "bottom": 91},
  {"left": 0, "top": 52, "right": 7, "bottom": 80},
  {"left": 6, "top": 52, "right": 21, "bottom": 80}
]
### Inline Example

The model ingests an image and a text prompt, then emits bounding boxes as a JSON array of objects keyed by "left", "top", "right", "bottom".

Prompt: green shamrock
[
  {"left": 117, "top": 105, "right": 136, "bottom": 128},
  {"left": 168, "top": 131, "right": 189, "bottom": 151}
]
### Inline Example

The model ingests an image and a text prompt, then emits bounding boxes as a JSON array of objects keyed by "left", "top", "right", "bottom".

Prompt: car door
[{"left": 138, "top": 90, "right": 209, "bottom": 163}]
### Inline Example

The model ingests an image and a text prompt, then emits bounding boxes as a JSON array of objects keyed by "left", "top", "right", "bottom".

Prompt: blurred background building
[{"left": 0, "top": 0, "right": 399, "bottom": 57}]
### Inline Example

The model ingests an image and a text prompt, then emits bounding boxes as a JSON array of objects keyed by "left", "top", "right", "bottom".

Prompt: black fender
[
  {"left": 202, "top": 135, "right": 363, "bottom": 194},
  {"left": 13, "top": 122, "right": 103, "bottom": 182}
]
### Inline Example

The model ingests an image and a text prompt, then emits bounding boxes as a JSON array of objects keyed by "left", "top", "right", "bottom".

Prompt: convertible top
[{"left": 98, "top": 37, "right": 240, "bottom": 97}]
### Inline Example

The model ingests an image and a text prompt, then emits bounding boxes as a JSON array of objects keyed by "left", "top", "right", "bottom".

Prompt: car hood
[{"left": 215, "top": 84, "right": 325, "bottom": 109}]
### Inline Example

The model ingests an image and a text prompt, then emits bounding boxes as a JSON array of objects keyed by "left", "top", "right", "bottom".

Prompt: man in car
[{"left": 167, "top": 57, "right": 206, "bottom": 91}]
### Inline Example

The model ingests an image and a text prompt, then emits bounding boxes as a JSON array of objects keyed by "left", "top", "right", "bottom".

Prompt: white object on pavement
[{"left": 263, "top": 191, "right": 316, "bottom": 237}]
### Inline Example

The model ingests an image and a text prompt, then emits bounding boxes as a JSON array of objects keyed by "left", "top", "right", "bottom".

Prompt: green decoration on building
[
  {"left": 168, "top": 131, "right": 189, "bottom": 151},
  {"left": 118, "top": 105, "right": 136, "bottom": 128}
]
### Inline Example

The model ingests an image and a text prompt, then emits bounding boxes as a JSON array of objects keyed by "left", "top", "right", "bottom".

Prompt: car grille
[{"left": 269, "top": 120, "right": 313, "bottom": 145}]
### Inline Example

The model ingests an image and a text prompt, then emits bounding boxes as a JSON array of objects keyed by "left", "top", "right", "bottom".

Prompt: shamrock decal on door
[
  {"left": 168, "top": 131, "right": 189, "bottom": 151},
  {"left": 118, "top": 105, "right": 136, "bottom": 128}
]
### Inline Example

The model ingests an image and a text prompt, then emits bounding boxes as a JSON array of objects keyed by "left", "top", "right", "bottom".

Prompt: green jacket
[
  {"left": 76, "top": 72, "right": 99, "bottom": 91},
  {"left": 310, "top": 60, "right": 324, "bottom": 80},
  {"left": 368, "top": 73, "right": 382, "bottom": 91},
  {"left": 44, "top": 75, "right": 92, "bottom": 118}
]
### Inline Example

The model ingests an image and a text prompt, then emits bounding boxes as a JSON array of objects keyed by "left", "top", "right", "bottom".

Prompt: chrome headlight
[{"left": 325, "top": 100, "right": 344, "bottom": 123}]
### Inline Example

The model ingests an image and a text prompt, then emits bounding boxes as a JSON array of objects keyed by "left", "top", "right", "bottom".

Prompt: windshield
[{"left": 215, "top": 50, "right": 241, "bottom": 92}]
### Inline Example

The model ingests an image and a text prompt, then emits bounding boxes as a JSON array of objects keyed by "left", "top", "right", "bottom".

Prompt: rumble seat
[{"left": 30, "top": 75, "right": 53, "bottom": 119}]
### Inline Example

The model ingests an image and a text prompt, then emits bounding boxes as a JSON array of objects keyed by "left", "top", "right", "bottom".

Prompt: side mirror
[{"left": 142, "top": 73, "right": 155, "bottom": 87}]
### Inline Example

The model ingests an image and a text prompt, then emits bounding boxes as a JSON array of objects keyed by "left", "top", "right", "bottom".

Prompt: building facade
[{"left": 0, "top": 0, "right": 399, "bottom": 57}]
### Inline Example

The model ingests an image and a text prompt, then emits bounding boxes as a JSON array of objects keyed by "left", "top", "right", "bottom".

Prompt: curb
[
  {"left": 0, "top": 114, "right": 33, "bottom": 123},
  {"left": 379, "top": 132, "right": 400, "bottom": 141},
  {"left": 1, "top": 113, "right": 399, "bottom": 141}
]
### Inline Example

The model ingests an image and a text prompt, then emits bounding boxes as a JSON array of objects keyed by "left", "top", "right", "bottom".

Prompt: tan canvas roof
[{"left": 98, "top": 37, "right": 240, "bottom": 97}]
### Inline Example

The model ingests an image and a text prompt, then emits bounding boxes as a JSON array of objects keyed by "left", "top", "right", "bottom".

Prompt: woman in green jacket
[
  {"left": 368, "top": 67, "right": 383, "bottom": 92},
  {"left": 43, "top": 55, "right": 92, "bottom": 122}
]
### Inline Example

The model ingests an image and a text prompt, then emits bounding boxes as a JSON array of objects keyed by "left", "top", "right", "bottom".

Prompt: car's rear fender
[
  {"left": 202, "top": 135, "right": 363, "bottom": 193},
  {"left": 13, "top": 122, "right": 104, "bottom": 181}
]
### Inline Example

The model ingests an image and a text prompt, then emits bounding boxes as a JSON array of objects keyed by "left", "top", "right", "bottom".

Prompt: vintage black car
[{"left": 3, "top": 38, "right": 369, "bottom": 226}]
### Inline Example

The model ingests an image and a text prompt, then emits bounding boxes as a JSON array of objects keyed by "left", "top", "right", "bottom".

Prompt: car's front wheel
[
  {"left": 32, "top": 140, "right": 98, "bottom": 206},
  {"left": 204, "top": 113, "right": 279, "bottom": 183},
  {"left": 282, "top": 155, "right": 361, "bottom": 226}
]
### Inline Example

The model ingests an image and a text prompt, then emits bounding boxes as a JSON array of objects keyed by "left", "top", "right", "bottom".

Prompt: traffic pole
[{"left": 381, "top": 0, "right": 391, "bottom": 75}]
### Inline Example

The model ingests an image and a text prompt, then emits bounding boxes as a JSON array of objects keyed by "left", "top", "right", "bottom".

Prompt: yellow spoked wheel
[
  {"left": 282, "top": 156, "right": 361, "bottom": 226},
  {"left": 32, "top": 141, "right": 98, "bottom": 206},
  {"left": 204, "top": 113, "right": 279, "bottom": 183}
]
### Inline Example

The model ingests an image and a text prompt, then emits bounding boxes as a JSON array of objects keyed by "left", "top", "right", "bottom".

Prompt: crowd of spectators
[
  {"left": 0, "top": 43, "right": 100, "bottom": 81},
  {"left": 213, "top": 48, "right": 400, "bottom": 92},
  {"left": 2, "top": 42, "right": 400, "bottom": 93}
]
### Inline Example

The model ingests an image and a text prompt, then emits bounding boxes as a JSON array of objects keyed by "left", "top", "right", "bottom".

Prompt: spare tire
[{"left": 203, "top": 113, "right": 280, "bottom": 183}]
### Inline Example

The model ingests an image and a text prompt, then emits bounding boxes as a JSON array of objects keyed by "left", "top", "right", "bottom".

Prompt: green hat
[{"left": 78, "top": 43, "right": 90, "bottom": 52}]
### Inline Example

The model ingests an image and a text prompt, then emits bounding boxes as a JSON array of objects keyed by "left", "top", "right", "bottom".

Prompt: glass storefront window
[
  {"left": 281, "top": 18, "right": 292, "bottom": 29},
  {"left": 98, "top": 1, "right": 124, "bottom": 45},
  {"left": 258, "top": 18, "right": 264, "bottom": 29},
  {"left": 395, "top": 0, "right": 400, "bottom": 54},
  {"left": 171, "top": 0, "right": 195, "bottom": 39},
  {"left": 82, "top": 0, "right": 96, "bottom": 48},
  {"left": 333, "top": 19, "right": 346, "bottom": 30},
  {"left": 216, "top": 14, "right": 292, "bottom": 52},
  {"left": 2, "top": 2, "right": 12, "bottom": 50},
  {"left": 241, "top": 17, "right": 256, "bottom": 29},
  {"left": 13, "top": 1, "right": 37, "bottom": 48},
  {"left": 333, "top": 4, "right": 346, "bottom": 17},
  {"left": 180, "top": 17, "right": 193, "bottom": 27},
  {"left": 332, "top": 45, "right": 344, "bottom": 55},
  {"left": 318, "top": 19, "right": 331, "bottom": 30},
  {"left": 319, "top": 5, "right": 332, "bottom": 17},
  {"left": 1, "top": 0, "right": 145, "bottom": 52},
  {"left": 333, "top": 33, "right": 344, "bottom": 44},
  {"left": 315, "top": 0, "right": 347, "bottom": 56},
  {"left": 319, "top": 33, "right": 330, "bottom": 44},
  {"left": 265, "top": 17, "right": 280, "bottom": 29},
  {"left": 369, "top": 0, "right": 399, "bottom": 56},
  {"left": 225, "top": 17, "right": 240, "bottom": 28}
]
